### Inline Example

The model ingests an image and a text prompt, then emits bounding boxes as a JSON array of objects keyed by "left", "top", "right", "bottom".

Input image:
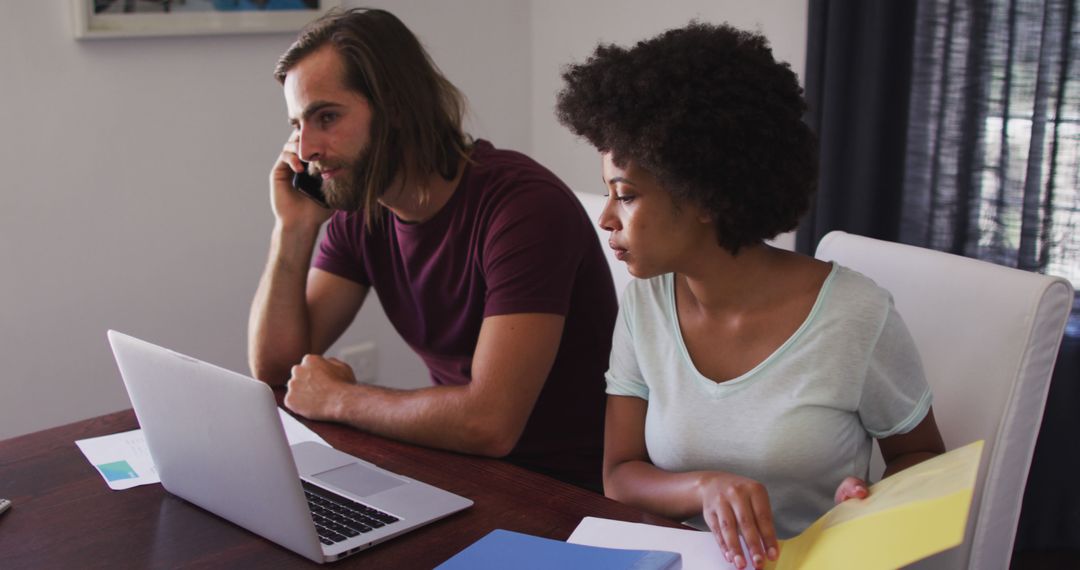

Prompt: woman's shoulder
[
  {"left": 818, "top": 263, "right": 895, "bottom": 322},
  {"left": 830, "top": 264, "right": 892, "bottom": 299},
  {"left": 622, "top": 273, "right": 673, "bottom": 303},
  {"left": 617, "top": 274, "right": 677, "bottom": 324}
]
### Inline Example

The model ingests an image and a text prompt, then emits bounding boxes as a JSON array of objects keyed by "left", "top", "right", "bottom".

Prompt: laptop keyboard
[{"left": 302, "top": 480, "right": 401, "bottom": 545}]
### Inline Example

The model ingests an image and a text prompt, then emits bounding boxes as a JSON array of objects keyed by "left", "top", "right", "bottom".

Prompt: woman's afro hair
[{"left": 556, "top": 22, "right": 818, "bottom": 253}]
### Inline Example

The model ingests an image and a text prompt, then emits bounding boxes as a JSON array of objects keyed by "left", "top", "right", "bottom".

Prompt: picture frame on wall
[{"left": 72, "top": 0, "right": 342, "bottom": 40}]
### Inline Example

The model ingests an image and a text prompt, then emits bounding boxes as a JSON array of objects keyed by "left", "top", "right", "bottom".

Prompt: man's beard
[{"left": 314, "top": 147, "right": 371, "bottom": 212}]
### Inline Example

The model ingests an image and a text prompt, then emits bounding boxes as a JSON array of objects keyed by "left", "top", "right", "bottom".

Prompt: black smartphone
[{"left": 292, "top": 168, "right": 329, "bottom": 208}]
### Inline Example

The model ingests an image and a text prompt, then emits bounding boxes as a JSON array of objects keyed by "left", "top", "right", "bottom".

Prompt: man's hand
[
  {"left": 284, "top": 354, "right": 358, "bottom": 422},
  {"left": 270, "top": 132, "right": 332, "bottom": 229},
  {"left": 834, "top": 476, "right": 869, "bottom": 504},
  {"left": 699, "top": 472, "right": 780, "bottom": 569}
]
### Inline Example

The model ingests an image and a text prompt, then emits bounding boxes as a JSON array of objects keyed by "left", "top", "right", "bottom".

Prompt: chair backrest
[
  {"left": 815, "top": 231, "right": 1073, "bottom": 569},
  {"left": 574, "top": 191, "right": 634, "bottom": 298}
]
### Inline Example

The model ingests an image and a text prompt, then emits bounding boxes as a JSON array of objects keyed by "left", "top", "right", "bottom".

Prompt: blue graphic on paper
[{"left": 97, "top": 460, "right": 138, "bottom": 482}]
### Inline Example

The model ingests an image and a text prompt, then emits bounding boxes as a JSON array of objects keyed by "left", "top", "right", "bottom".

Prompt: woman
[{"left": 555, "top": 22, "right": 945, "bottom": 570}]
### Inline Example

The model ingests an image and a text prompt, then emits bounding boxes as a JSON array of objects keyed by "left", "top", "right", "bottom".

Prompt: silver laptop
[{"left": 107, "top": 330, "right": 473, "bottom": 564}]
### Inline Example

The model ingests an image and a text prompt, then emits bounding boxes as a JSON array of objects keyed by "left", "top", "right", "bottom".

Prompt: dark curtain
[
  {"left": 901, "top": 0, "right": 1079, "bottom": 276},
  {"left": 796, "top": 0, "right": 918, "bottom": 252},
  {"left": 802, "top": 0, "right": 1080, "bottom": 561}
]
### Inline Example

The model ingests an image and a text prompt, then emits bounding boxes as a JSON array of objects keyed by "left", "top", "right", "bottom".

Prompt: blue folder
[{"left": 436, "top": 528, "right": 682, "bottom": 570}]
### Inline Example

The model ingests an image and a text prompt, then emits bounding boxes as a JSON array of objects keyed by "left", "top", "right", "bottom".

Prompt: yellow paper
[{"left": 768, "top": 440, "right": 984, "bottom": 570}]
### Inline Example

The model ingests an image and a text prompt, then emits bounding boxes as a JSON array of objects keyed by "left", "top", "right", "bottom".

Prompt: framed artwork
[{"left": 72, "top": 0, "right": 342, "bottom": 40}]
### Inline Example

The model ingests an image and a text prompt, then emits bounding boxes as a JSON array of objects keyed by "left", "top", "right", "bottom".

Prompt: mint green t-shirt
[{"left": 605, "top": 264, "right": 932, "bottom": 538}]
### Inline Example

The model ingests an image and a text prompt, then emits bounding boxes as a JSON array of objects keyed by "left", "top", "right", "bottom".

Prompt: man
[{"left": 248, "top": 8, "right": 616, "bottom": 491}]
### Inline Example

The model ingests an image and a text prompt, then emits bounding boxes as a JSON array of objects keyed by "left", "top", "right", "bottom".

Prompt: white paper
[
  {"left": 278, "top": 408, "right": 330, "bottom": 447},
  {"left": 74, "top": 428, "right": 159, "bottom": 490},
  {"left": 76, "top": 408, "right": 329, "bottom": 490},
  {"left": 569, "top": 517, "right": 738, "bottom": 570}
]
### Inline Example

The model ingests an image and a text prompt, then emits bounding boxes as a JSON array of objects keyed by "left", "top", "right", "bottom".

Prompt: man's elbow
[
  {"left": 466, "top": 418, "right": 523, "bottom": 458},
  {"left": 249, "top": 355, "right": 289, "bottom": 386}
]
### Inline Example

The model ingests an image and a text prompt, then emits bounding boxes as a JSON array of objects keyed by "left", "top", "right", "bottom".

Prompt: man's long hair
[{"left": 275, "top": 8, "right": 470, "bottom": 227}]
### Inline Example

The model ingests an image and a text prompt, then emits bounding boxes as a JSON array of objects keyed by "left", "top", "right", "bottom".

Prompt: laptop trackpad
[{"left": 312, "top": 462, "right": 406, "bottom": 497}]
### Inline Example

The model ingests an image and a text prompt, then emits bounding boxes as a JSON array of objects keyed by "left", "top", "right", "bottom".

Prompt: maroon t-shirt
[{"left": 313, "top": 140, "right": 616, "bottom": 490}]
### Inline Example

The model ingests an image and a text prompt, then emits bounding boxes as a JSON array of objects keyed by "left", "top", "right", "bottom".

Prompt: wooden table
[{"left": 0, "top": 407, "right": 681, "bottom": 568}]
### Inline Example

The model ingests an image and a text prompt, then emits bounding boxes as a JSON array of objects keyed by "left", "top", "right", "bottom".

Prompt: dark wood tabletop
[{"left": 0, "top": 404, "right": 682, "bottom": 569}]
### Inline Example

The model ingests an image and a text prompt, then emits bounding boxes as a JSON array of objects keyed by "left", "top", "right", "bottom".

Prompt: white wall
[{"left": 0, "top": 1, "right": 806, "bottom": 439}]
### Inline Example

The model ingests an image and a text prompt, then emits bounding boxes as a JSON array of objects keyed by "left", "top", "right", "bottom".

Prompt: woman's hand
[
  {"left": 834, "top": 476, "right": 869, "bottom": 504},
  {"left": 698, "top": 472, "right": 779, "bottom": 569}
]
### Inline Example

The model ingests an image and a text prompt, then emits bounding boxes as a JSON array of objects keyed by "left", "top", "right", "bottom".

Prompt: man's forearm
[
  {"left": 285, "top": 313, "right": 559, "bottom": 458},
  {"left": 248, "top": 222, "right": 321, "bottom": 384},
  {"left": 320, "top": 382, "right": 519, "bottom": 457}
]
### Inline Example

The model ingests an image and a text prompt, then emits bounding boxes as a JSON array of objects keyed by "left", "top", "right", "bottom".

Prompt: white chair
[
  {"left": 815, "top": 231, "right": 1074, "bottom": 569},
  {"left": 575, "top": 191, "right": 634, "bottom": 297}
]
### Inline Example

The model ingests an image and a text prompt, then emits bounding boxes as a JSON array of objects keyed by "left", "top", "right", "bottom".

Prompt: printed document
[{"left": 570, "top": 440, "right": 983, "bottom": 570}]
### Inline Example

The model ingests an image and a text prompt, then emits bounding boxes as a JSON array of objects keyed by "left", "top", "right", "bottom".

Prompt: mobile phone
[{"left": 292, "top": 167, "right": 329, "bottom": 208}]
